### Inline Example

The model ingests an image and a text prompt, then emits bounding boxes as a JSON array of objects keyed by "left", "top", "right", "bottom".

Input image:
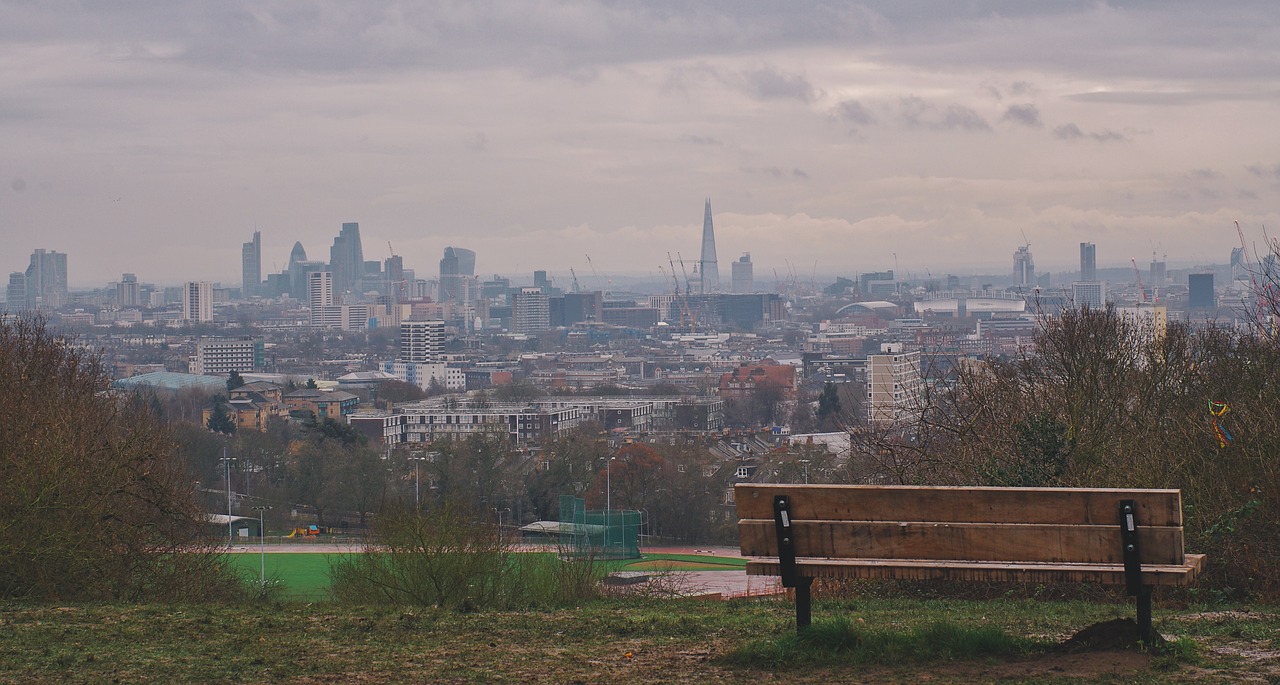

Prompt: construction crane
[
  {"left": 667, "top": 253, "right": 695, "bottom": 331},
  {"left": 386, "top": 241, "right": 406, "bottom": 303},
  {"left": 1131, "top": 257, "right": 1147, "bottom": 303},
  {"left": 568, "top": 267, "right": 581, "bottom": 294},
  {"left": 584, "top": 254, "right": 607, "bottom": 293}
]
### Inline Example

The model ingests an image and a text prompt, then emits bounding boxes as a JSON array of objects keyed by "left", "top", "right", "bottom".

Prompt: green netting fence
[{"left": 559, "top": 495, "right": 640, "bottom": 560}]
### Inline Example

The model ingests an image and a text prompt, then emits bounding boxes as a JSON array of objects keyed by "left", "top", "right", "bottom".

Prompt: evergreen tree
[{"left": 207, "top": 396, "right": 236, "bottom": 434}]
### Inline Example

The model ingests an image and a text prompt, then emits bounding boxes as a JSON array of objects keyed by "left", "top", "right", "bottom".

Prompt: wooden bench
[{"left": 736, "top": 484, "right": 1206, "bottom": 642}]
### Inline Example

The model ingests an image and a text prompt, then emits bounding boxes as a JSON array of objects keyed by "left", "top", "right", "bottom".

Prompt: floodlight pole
[
  {"left": 221, "top": 448, "right": 233, "bottom": 545},
  {"left": 606, "top": 456, "right": 616, "bottom": 549},
  {"left": 252, "top": 505, "right": 273, "bottom": 591}
]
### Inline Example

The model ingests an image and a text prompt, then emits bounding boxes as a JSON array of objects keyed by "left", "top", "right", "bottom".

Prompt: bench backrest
[{"left": 736, "top": 484, "right": 1186, "bottom": 566}]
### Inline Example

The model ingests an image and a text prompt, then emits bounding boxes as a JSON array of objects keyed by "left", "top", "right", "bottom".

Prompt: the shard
[{"left": 699, "top": 198, "right": 719, "bottom": 293}]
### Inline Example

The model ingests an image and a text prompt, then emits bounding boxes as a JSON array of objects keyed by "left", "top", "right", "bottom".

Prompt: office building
[
  {"left": 1188, "top": 273, "right": 1215, "bottom": 309},
  {"left": 699, "top": 198, "right": 719, "bottom": 293},
  {"left": 732, "top": 253, "right": 753, "bottom": 293},
  {"left": 439, "top": 247, "right": 477, "bottom": 303},
  {"left": 6, "top": 272, "right": 26, "bottom": 312},
  {"left": 182, "top": 281, "right": 213, "bottom": 322},
  {"left": 241, "top": 230, "right": 261, "bottom": 298},
  {"left": 1071, "top": 281, "right": 1107, "bottom": 308},
  {"left": 117, "top": 273, "right": 140, "bottom": 308},
  {"left": 24, "top": 249, "right": 68, "bottom": 310},
  {"left": 1080, "top": 242, "right": 1097, "bottom": 282},
  {"left": 328, "top": 222, "right": 364, "bottom": 295}
]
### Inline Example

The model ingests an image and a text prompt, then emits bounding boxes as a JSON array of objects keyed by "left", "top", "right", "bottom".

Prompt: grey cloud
[
  {"left": 897, "top": 97, "right": 991, "bottom": 131},
  {"left": 1066, "top": 90, "right": 1275, "bottom": 106},
  {"left": 792, "top": 168, "right": 810, "bottom": 180},
  {"left": 1054, "top": 124, "right": 1084, "bottom": 139},
  {"left": 11, "top": 178, "right": 26, "bottom": 193},
  {"left": 1002, "top": 104, "right": 1042, "bottom": 127},
  {"left": 740, "top": 65, "right": 820, "bottom": 102},
  {"left": 834, "top": 99, "right": 875, "bottom": 125},
  {"left": 1008, "top": 81, "right": 1036, "bottom": 96},
  {"left": 467, "top": 132, "right": 488, "bottom": 153},
  {"left": 1246, "top": 163, "right": 1280, "bottom": 178},
  {"left": 682, "top": 135, "right": 723, "bottom": 146},
  {"left": 1054, "top": 123, "right": 1130, "bottom": 143},
  {"left": 1187, "top": 168, "right": 1221, "bottom": 179}
]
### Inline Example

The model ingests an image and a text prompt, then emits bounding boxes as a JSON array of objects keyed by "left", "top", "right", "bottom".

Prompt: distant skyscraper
[
  {"left": 182, "top": 281, "right": 213, "bottom": 322},
  {"left": 1188, "top": 273, "right": 1215, "bottom": 309},
  {"left": 117, "top": 273, "right": 140, "bottom": 308},
  {"left": 1150, "top": 258, "right": 1167, "bottom": 289},
  {"left": 1080, "top": 242, "right": 1097, "bottom": 282},
  {"left": 309, "top": 271, "right": 333, "bottom": 325},
  {"left": 439, "top": 247, "right": 477, "bottom": 303},
  {"left": 24, "top": 249, "right": 68, "bottom": 309},
  {"left": 5, "top": 272, "right": 26, "bottom": 312},
  {"left": 1013, "top": 245, "right": 1035, "bottom": 286},
  {"left": 241, "top": 231, "right": 261, "bottom": 298},
  {"left": 328, "top": 222, "right": 364, "bottom": 295},
  {"left": 699, "top": 199, "right": 720, "bottom": 293},
  {"left": 732, "top": 253, "right": 753, "bottom": 293}
]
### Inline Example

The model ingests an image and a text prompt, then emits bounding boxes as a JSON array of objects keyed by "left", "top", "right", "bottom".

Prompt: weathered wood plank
[
  {"left": 735, "top": 484, "right": 1183, "bottom": 527},
  {"left": 738, "top": 520, "right": 1186, "bottom": 565},
  {"left": 744, "top": 554, "right": 1205, "bottom": 587}
]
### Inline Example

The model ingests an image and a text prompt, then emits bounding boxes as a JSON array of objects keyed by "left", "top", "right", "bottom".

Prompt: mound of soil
[{"left": 1060, "top": 618, "right": 1164, "bottom": 651}]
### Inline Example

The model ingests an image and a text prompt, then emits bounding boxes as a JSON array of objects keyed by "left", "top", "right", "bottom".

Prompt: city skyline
[{"left": 2, "top": 2, "right": 1277, "bottom": 286}]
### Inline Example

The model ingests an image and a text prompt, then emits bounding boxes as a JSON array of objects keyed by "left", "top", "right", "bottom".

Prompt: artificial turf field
[{"left": 225, "top": 551, "right": 746, "bottom": 599}]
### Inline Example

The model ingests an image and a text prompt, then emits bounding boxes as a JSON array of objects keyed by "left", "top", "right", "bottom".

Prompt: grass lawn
[
  {"left": 226, "top": 551, "right": 747, "bottom": 599},
  {"left": 3, "top": 597, "right": 1277, "bottom": 683}
]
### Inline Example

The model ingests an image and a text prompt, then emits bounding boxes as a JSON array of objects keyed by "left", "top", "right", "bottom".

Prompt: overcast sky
[{"left": 3, "top": 1, "right": 1278, "bottom": 287}]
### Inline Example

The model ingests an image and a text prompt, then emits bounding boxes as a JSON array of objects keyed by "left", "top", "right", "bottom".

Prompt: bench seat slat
[
  {"left": 735, "top": 484, "right": 1183, "bottom": 527},
  {"left": 745, "top": 554, "right": 1205, "bottom": 587},
  {"left": 739, "top": 519, "right": 1185, "bottom": 566}
]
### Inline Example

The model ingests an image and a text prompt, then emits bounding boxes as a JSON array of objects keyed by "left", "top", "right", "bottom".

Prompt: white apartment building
[
  {"left": 866, "top": 343, "right": 923, "bottom": 425},
  {"left": 182, "top": 281, "right": 213, "bottom": 322},
  {"left": 189, "top": 337, "right": 264, "bottom": 376}
]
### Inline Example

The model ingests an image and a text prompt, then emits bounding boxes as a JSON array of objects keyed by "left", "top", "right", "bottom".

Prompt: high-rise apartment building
[
  {"left": 241, "top": 231, "right": 261, "bottom": 298},
  {"left": 1013, "top": 245, "right": 1035, "bottom": 286},
  {"left": 732, "top": 253, "right": 753, "bottom": 293},
  {"left": 182, "top": 281, "right": 213, "bottom": 322},
  {"left": 117, "top": 273, "right": 140, "bottom": 308},
  {"left": 309, "top": 271, "right": 333, "bottom": 325},
  {"left": 866, "top": 344, "right": 922, "bottom": 425},
  {"left": 1150, "top": 258, "right": 1167, "bottom": 289},
  {"left": 328, "top": 222, "right": 364, "bottom": 294},
  {"left": 699, "top": 199, "right": 719, "bottom": 293},
  {"left": 1080, "top": 242, "right": 1097, "bottom": 282},
  {"left": 512, "top": 287, "right": 550, "bottom": 334},
  {"left": 400, "top": 320, "right": 445, "bottom": 363}
]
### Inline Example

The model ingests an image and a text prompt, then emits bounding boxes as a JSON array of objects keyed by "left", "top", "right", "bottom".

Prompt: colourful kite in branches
[{"left": 1209, "top": 401, "right": 1233, "bottom": 448}]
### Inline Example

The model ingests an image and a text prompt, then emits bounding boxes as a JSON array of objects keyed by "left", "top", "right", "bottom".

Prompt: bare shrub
[{"left": 0, "top": 315, "right": 241, "bottom": 601}]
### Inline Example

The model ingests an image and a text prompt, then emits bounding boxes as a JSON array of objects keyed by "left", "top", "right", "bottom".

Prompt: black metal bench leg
[
  {"left": 796, "top": 577, "right": 813, "bottom": 632},
  {"left": 1137, "top": 586, "right": 1154, "bottom": 645}
]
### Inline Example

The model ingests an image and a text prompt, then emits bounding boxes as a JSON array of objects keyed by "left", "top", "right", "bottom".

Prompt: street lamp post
[{"left": 251, "top": 505, "right": 273, "bottom": 592}]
